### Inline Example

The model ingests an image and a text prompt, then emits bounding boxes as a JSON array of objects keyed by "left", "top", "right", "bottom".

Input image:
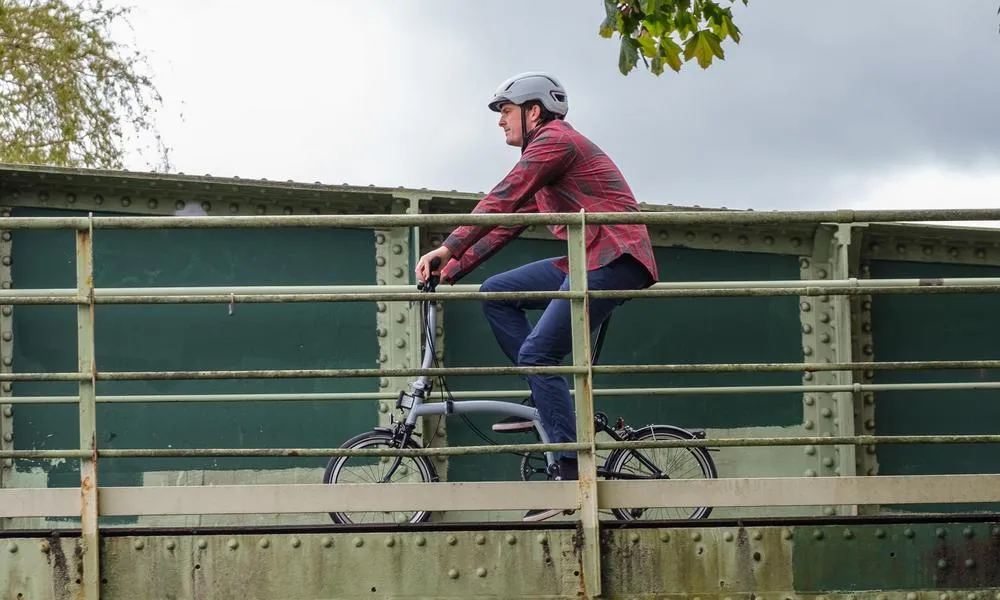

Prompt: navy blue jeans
[{"left": 479, "top": 254, "right": 652, "bottom": 459}]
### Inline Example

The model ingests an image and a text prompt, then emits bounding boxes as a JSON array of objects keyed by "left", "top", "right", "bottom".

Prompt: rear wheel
[
  {"left": 323, "top": 430, "right": 438, "bottom": 525},
  {"left": 604, "top": 425, "right": 717, "bottom": 521}
]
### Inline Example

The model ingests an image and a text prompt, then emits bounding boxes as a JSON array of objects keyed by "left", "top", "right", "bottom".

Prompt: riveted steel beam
[
  {"left": 864, "top": 222, "right": 1000, "bottom": 267},
  {"left": 0, "top": 205, "right": 11, "bottom": 514}
]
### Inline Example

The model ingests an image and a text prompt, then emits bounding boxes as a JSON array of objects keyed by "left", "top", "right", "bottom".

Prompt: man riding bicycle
[{"left": 415, "top": 72, "right": 659, "bottom": 522}]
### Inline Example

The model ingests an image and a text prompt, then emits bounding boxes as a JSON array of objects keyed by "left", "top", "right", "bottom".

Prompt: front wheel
[
  {"left": 603, "top": 425, "right": 717, "bottom": 521},
  {"left": 322, "top": 430, "right": 439, "bottom": 525}
]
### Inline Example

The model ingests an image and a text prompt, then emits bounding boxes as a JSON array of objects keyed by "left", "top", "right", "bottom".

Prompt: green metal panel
[
  {"left": 793, "top": 522, "right": 1000, "bottom": 592},
  {"left": 442, "top": 239, "right": 802, "bottom": 482},
  {"left": 11, "top": 207, "right": 378, "bottom": 489},
  {"left": 868, "top": 260, "right": 1000, "bottom": 512}
]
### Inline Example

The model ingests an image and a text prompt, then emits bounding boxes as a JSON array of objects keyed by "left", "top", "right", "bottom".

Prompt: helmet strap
[{"left": 520, "top": 108, "right": 529, "bottom": 153}]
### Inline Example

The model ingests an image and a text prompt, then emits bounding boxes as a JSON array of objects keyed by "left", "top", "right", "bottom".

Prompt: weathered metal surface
[
  {"left": 1, "top": 524, "right": 995, "bottom": 599},
  {"left": 0, "top": 534, "right": 83, "bottom": 599},
  {"left": 0, "top": 204, "right": 12, "bottom": 502},
  {"left": 794, "top": 522, "right": 1000, "bottom": 591}
]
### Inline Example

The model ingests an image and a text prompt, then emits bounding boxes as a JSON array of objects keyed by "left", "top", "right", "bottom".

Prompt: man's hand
[{"left": 415, "top": 246, "right": 453, "bottom": 284}]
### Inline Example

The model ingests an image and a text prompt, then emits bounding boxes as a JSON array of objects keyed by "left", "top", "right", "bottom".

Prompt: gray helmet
[{"left": 488, "top": 72, "right": 568, "bottom": 117}]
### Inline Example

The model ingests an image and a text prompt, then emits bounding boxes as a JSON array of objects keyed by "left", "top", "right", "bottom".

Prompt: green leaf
[
  {"left": 618, "top": 36, "right": 640, "bottom": 75},
  {"left": 660, "top": 37, "right": 684, "bottom": 72},
  {"left": 637, "top": 29, "right": 658, "bottom": 57},
  {"left": 599, "top": 0, "right": 618, "bottom": 37}
]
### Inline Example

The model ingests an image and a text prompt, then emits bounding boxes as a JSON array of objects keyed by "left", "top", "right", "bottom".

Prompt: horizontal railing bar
[
  {"left": 2, "top": 433, "right": 995, "bottom": 461},
  {"left": 4, "top": 474, "right": 997, "bottom": 518},
  {"left": 9, "top": 276, "right": 1000, "bottom": 300},
  {"left": 4, "top": 208, "right": 1000, "bottom": 230},
  {"left": 7, "top": 280, "right": 1000, "bottom": 305}
]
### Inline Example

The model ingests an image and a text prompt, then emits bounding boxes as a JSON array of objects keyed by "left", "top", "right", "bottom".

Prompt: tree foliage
[
  {"left": 0, "top": 0, "right": 169, "bottom": 169},
  {"left": 600, "top": 0, "right": 747, "bottom": 76}
]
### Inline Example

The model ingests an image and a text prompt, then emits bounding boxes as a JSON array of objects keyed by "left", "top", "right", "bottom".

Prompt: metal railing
[{"left": 3, "top": 208, "right": 1000, "bottom": 598}]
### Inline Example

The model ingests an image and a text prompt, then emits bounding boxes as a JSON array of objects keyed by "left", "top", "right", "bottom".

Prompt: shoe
[
  {"left": 492, "top": 415, "right": 535, "bottom": 432},
  {"left": 522, "top": 508, "right": 575, "bottom": 522},
  {"left": 521, "top": 458, "right": 580, "bottom": 522},
  {"left": 491, "top": 397, "right": 535, "bottom": 433}
]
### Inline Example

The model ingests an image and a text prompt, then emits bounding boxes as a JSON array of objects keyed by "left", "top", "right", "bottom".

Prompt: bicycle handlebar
[{"left": 417, "top": 256, "right": 442, "bottom": 293}]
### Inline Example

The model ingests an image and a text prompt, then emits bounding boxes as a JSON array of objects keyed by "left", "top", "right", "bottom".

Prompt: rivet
[
  {"left": 992, "top": 526, "right": 1000, "bottom": 536},
  {"left": 937, "top": 558, "right": 947, "bottom": 569},
  {"left": 738, "top": 234, "right": 749, "bottom": 245},
  {"left": 963, "top": 527, "right": 974, "bottom": 538},
  {"left": 864, "top": 394, "right": 875, "bottom": 405},
  {"left": 3, "top": 331, "right": 12, "bottom": 341},
  {"left": 447, "top": 535, "right": 457, "bottom": 546},
  {"left": 659, "top": 230, "right": 669, "bottom": 239},
  {"left": 1, "top": 256, "right": 10, "bottom": 267},
  {"left": 896, "top": 244, "right": 907, "bottom": 254},
  {"left": 804, "top": 397, "right": 815, "bottom": 406},
  {"left": 121, "top": 197, "right": 131, "bottom": 207},
  {"left": 1, "top": 232, "right": 9, "bottom": 241},
  {"left": 800, "top": 302, "right": 812, "bottom": 312},
  {"left": 936, "top": 527, "right": 947, "bottom": 538},
  {"left": 874, "top": 528, "right": 886, "bottom": 539},
  {"left": 801, "top": 324, "right": 813, "bottom": 334},
  {"left": 940, "top": 594, "right": 950, "bottom": 600},
  {"left": 66, "top": 193, "right": 77, "bottom": 204},
  {"left": 227, "top": 539, "right": 239, "bottom": 550},
  {"left": 629, "top": 533, "right": 639, "bottom": 544},
  {"left": 804, "top": 420, "right": 814, "bottom": 430},
  {"left": 353, "top": 537, "right": 364, "bottom": 547},
  {"left": 805, "top": 469, "right": 816, "bottom": 477},
  {"left": 476, "top": 567, "right": 487, "bottom": 577},
  {"left": 395, "top": 338, "right": 406, "bottom": 349},
  {"left": 803, "top": 346, "right": 813, "bottom": 356},
  {"left": 39, "top": 541, "right": 49, "bottom": 554},
  {"left": 321, "top": 537, "right": 332, "bottom": 548},
  {"left": 133, "top": 540, "right": 144, "bottom": 550},
  {"left": 2, "top": 433, "right": 11, "bottom": 443},
  {"left": 384, "top": 537, "right": 394, "bottom": 548},
  {"left": 148, "top": 199, "right": 158, "bottom": 209},
  {"left": 948, "top": 247, "right": 959, "bottom": 257},
  {"left": 228, "top": 203, "right": 239, "bottom": 213},
  {"left": 821, "top": 407, "right": 832, "bottom": 418},
  {"left": 258, "top": 539, "right": 269, "bottom": 549},
  {"left": 377, "top": 302, "right": 387, "bottom": 313},
  {"left": 843, "top": 529, "right": 854, "bottom": 539},
  {"left": 975, "top": 248, "right": 986, "bottom": 259},
  {"left": 375, "top": 233, "right": 386, "bottom": 245},
  {"left": 376, "top": 327, "right": 387, "bottom": 337},
  {"left": 392, "top": 244, "right": 403, "bottom": 255},
  {"left": 724, "top": 532, "right": 734, "bottom": 542},
  {"left": 8, "top": 542, "right": 17, "bottom": 553},
  {"left": 378, "top": 401, "right": 388, "bottom": 412},
  {"left": 691, "top": 532, "right": 701, "bottom": 542},
  {"left": 869, "top": 242, "right": 880, "bottom": 252},
  {"left": 506, "top": 534, "right": 517, "bottom": 545},
  {"left": 791, "top": 237, "right": 802, "bottom": 247},
  {"left": 820, "top": 333, "right": 831, "bottom": 343},
  {"left": 813, "top": 530, "right": 824, "bottom": 540},
  {"left": 817, "top": 269, "right": 828, "bottom": 279},
  {"left": 752, "top": 531, "right": 762, "bottom": 541},
  {"left": 475, "top": 534, "right": 486, "bottom": 545},
  {"left": 197, "top": 539, "right": 207, "bottom": 549},
  {"left": 685, "top": 231, "right": 695, "bottom": 241},
  {"left": 904, "top": 528, "right": 915, "bottom": 538},
  {"left": 166, "top": 540, "right": 175, "bottom": 551},
  {"left": 448, "top": 568, "right": 459, "bottom": 579},
  {"left": 2, "top": 307, "right": 10, "bottom": 316},
  {"left": 819, "top": 313, "right": 831, "bottom": 323},
  {"left": 659, "top": 531, "right": 670, "bottom": 542},
  {"left": 782, "top": 529, "right": 793, "bottom": 540},
  {"left": 290, "top": 537, "right": 301, "bottom": 548},
  {"left": 379, "top": 379, "right": 389, "bottom": 390},
  {"left": 376, "top": 256, "right": 386, "bottom": 267},
  {"left": 283, "top": 206, "right": 293, "bottom": 215},
  {"left": 416, "top": 536, "right": 426, "bottom": 546},
  {"left": 395, "top": 313, "right": 406, "bottom": 324},
  {"left": 965, "top": 558, "right": 975, "bottom": 568},
  {"left": 712, "top": 233, "right": 721, "bottom": 243},
  {"left": 824, "top": 506, "right": 837, "bottom": 516},
  {"left": 764, "top": 236, "right": 774, "bottom": 246},
  {"left": 822, "top": 457, "right": 834, "bottom": 467},
  {"left": 803, "top": 372, "right": 814, "bottom": 381}
]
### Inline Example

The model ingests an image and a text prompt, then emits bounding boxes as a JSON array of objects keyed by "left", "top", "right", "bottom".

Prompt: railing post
[
  {"left": 77, "top": 215, "right": 100, "bottom": 599},
  {"left": 567, "top": 209, "right": 601, "bottom": 598}
]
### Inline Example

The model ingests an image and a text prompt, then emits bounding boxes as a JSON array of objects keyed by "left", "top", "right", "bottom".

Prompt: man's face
[{"left": 497, "top": 103, "right": 523, "bottom": 147}]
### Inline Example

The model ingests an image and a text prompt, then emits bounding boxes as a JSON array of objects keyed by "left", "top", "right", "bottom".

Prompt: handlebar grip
[{"left": 429, "top": 256, "right": 442, "bottom": 271}]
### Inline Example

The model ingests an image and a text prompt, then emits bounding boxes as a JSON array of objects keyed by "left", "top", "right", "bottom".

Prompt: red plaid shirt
[{"left": 441, "top": 119, "right": 659, "bottom": 285}]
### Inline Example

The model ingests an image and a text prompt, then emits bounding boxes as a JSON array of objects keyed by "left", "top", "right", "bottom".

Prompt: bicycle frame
[{"left": 391, "top": 282, "right": 561, "bottom": 473}]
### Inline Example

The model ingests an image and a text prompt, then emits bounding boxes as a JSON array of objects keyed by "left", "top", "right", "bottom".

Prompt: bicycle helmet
[{"left": 488, "top": 72, "right": 568, "bottom": 151}]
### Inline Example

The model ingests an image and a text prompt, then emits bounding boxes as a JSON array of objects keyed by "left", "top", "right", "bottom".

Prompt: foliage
[
  {"left": 0, "top": 0, "right": 169, "bottom": 169},
  {"left": 600, "top": 0, "right": 747, "bottom": 76}
]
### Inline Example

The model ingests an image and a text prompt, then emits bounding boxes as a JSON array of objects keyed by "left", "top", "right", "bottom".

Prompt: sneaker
[
  {"left": 520, "top": 458, "right": 579, "bottom": 522},
  {"left": 491, "top": 397, "right": 535, "bottom": 433},
  {"left": 491, "top": 415, "right": 535, "bottom": 433},
  {"left": 522, "top": 508, "right": 575, "bottom": 522}
]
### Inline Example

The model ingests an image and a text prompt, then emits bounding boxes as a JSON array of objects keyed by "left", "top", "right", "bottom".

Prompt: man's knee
[{"left": 517, "top": 338, "right": 563, "bottom": 367}]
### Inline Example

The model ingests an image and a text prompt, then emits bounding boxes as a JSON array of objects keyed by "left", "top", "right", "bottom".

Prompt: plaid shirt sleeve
[{"left": 441, "top": 128, "right": 576, "bottom": 283}]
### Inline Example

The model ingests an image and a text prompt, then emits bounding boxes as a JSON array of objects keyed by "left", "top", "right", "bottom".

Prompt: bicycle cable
[{"left": 421, "top": 297, "right": 533, "bottom": 459}]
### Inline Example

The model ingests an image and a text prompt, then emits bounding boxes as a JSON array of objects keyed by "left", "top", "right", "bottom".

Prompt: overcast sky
[{"left": 111, "top": 1, "right": 1000, "bottom": 214}]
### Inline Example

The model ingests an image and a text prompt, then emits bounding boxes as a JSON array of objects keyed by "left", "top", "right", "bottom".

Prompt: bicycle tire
[
  {"left": 323, "top": 430, "right": 439, "bottom": 525},
  {"left": 603, "top": 425, "right": 717, "bottom": 521}
]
